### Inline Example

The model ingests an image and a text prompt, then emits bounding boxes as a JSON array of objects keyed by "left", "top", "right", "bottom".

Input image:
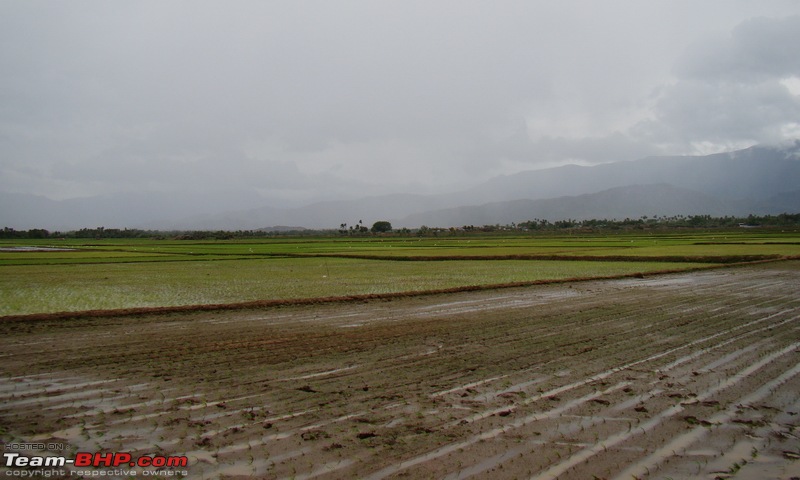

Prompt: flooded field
[{"left": 1, "top": 261, "right": 799, "bottom": 479}]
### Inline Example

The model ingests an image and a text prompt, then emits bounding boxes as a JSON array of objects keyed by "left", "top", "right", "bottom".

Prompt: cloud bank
[{"left": 1, "top": 1, "right": 799, "bottom": 205}]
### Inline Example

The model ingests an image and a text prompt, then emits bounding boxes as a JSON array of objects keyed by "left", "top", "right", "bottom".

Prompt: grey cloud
[
  {"left": 51, "top": 146, "right": 326, "bottom": 194},
  {"left": 631, "top": 15, "right": 800, "bottom": 152},
  {"left": 638, "top": 80, "right": 800, "bottom": 146},
  {"left": 676, "top": 16, "right": 800, "bottom": 81},
  {"left": 2, "top": 2, "right": 800, "bottom": 205},
  {"left": 526, "top": 134, "right": 661, "bottom": 165},
  {"left": 463, "top": 124, "right": 661, "bottom": 171}
]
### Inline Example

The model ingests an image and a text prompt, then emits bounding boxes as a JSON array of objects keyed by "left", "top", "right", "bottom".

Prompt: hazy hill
[
  {"left": 1, "top": 142, "right": 798, "bottom": 230},
  {"left": 169, "top": 142, "right": 800, "bottom": 229},
  {"left": 0, "top": 190, "right": 265, "bottom": 231},
  {"left": 448, "top": 142, "right": 800, "bottom": 206},
  {"left": 395, "top": 184, "right": 750, "bottom": 227}
]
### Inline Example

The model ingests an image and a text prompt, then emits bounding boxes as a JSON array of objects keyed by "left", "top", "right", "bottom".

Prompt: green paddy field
[{"left": 2, "top": 231, "right": 799, "bottom": 316}]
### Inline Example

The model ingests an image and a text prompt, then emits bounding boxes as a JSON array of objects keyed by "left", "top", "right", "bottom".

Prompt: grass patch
[
  {"left": 2, "top": 231, "right": 797, "bottom": 316},
  {"left": 0, "top": 258, "right": 712, "bottom": 316}
]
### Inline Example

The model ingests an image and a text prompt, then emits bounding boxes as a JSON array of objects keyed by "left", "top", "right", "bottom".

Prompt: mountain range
[{"left": 2, "top": 142, "right": 799, "bottom": 231}]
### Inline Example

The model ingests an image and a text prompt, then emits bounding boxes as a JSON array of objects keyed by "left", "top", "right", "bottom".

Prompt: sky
[{"left": 1, "top": 0, "right": 800, "bottom": 206}]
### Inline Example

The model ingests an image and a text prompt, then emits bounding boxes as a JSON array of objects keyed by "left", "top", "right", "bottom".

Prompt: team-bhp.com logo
[{"left": 4, "top": 451, "right": 188, "bottom": 476}]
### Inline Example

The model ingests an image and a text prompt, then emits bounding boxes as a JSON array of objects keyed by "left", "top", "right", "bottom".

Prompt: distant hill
[
  {"left": 448, "top": 142, "right": 800, "bottom": 206},
  {"left": 0, "top": 190, "right": 266, "bottom": 231},
  {"left": 762, "top": 189, "right": 800, "bottom": 212},
  {"left": 1, "top": 142, "right": 798, "bottom": 230},
  {"left": 395, "top": 184, "right": 750, "bottom": 227},
  {"left": 391, "top": 142, "right": 800, "bottom": 227},
  {"left": 170, "top": 142, "right": 800, "bottom": 229}
]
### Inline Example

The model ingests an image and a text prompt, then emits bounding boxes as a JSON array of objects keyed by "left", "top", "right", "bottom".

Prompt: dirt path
[{"left": 2, "top": 261, "right": 799, "bottom": 479}]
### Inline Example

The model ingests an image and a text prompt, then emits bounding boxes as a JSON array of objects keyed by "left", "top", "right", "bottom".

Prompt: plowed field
[{"left": 2, "top": 261, "right": 799, "bottom": 479}]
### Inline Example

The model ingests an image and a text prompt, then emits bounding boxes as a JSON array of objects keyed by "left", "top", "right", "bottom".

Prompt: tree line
[
  {"left": 1, "top": 213, "right": 799, "bottom": 239},
  {"left": 517, "top": 213, "right": 800, "bottom": 230},
  {"left": 0, "top": 227, "right": 312, "bottom": 240}
]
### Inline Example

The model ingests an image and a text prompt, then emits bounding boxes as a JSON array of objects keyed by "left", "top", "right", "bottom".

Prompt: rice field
[
  {"left": 0, "top": 257, "right": 713, "bottom": 316},
  {"left": 1, "top": 230, "right": 798, "bottom": 316}
]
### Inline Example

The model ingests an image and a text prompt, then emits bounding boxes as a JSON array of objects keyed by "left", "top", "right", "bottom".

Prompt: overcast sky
[{"left": 1, "top": 1, "right": 799, "bottom": 205}]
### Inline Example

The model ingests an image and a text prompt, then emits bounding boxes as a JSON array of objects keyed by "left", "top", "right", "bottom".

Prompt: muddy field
[{"left": 1, "top": 261, "right": 799, "bottom": 479}]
